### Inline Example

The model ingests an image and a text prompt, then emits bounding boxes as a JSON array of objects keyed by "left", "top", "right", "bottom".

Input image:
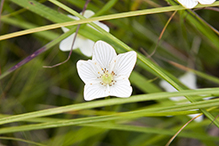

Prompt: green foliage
[{"left": 0, "top": 0, "right": 219, "bottom": 145}]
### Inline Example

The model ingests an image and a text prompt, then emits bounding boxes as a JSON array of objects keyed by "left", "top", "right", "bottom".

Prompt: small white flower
[
  {"left": 59, "top": 10, "right": 110, "bottom": 57},
  {"left": 160, "top": 71, "right": 197, "bottom": 101},
  {"left": 159, "top": 71, "right": 203, "bottom": 122},
  {"left": 178, "top": 0, "right": 215, "bottom": 8},
  {"left": 76, "top": 40, "right": 137, "bottom": 101}
]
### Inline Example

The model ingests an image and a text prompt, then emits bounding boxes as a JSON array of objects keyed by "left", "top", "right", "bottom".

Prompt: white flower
[
  {"left": 59, "top": 10, "right": 110, "bottom": 57},
  {"left": 76, "top": 40, "right": 137, "bottom": 101},
  {"left": 160, "top": 72, "right": 197, "bottom": 101},
  {"left": 178, "top": 0, "right": 215, "bottom": 8},
  {"left": 159, "top": 71, "right": 203, "bottom": 122}
]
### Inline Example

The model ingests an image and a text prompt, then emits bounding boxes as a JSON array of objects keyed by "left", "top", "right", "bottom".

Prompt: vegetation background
[{"left": 0, "top": 0, "right": 219, "bottom": 145}]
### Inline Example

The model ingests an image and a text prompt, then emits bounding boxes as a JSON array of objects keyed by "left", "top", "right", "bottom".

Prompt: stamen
[{"left": 100, "top": 71, "right": 116, "bottom": 86}]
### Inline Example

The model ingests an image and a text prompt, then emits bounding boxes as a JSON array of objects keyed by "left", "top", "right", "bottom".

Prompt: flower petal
[
  {"left": 92, "top": 41, "right": 117, "bottom": 69},
  {"left": 84, "top": 83, "right": 109, "bottom": 101},
  {"left": 68, "top": 10, "right": 94, "bottom": 20},
  {"left": 59, "top": 33, "right": 80, "bottom": 51},
  {"left": 169, "top": 96, "right": 186, "bottom": 101},
  {"left": 179, "top": 72, "right": 197, "bottom": 89},
  {"left": 112, "top": 51, "right": 137, "bottom": 78},
  {"left": 75, "top": 35, "right": 94, "bottom": 57},
  {"left": 178, "top": 0, "right": 198, "bottom": 8},
  {"left": 67, "top": 14, "right": 79, "bottom": 20},
  {"left": 61, "top": 27, "right": 69, "bottom": 33},
  {"left": 160, "top": 71, "right": 197, "bottom": 101},
  {"left": 83, "top": 10, "right": 95, "bottom": 18},
  {"left": 77, "top": 60, "right": 102, "bottom": 84},
  {"left": 61, "top": 10, "right": 109, "bottom": 55},
  {"left": 78, "top": 38, "right": 94, "bottom": 57},
  {"left": 159, "top": 79, "right": 183, "bottom": 101},
  {"left": 93, "top": 21, "right": 110, "bottom": 32},
  {"left": 188, "top": 113, "right": 203, "bottom": 122},
  {"left": 159, "top": 79, "right": 177, "bottom": 92},
  {"left": 69, "top": 10, "right": 109, "bottom": 32},
  {"left": 198, "top": 0, "right": 215, "bottom": 4},
  {"left": 109, "top": 78, "right": 132, "bottom": 98},
  {"left": 84, "top": 10, "right": 109, "bottom": 32}
]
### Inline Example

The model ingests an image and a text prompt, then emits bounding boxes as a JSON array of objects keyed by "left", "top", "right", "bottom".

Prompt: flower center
[{"left": 101, "top": 72, "right": 113, "bottom": 84}]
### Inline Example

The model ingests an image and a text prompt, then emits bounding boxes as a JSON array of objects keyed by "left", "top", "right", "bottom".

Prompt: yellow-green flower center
[{"left": 101, "top": 72, "right": 113, "bottom": 84}]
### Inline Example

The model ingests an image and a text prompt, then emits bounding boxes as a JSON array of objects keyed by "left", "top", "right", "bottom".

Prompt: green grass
[{"left": 0, "top": 0, "right": 219, "bottom": 145}]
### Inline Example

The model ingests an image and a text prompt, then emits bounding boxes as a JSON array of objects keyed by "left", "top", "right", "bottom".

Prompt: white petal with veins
[
  {"left": 77, "top": 60, "right": 101, "bottom": 83},
  {"left": 84, "top": 83, "right": 109, "bottom": 101},
  {"left": 110, "top": 78, "right": 132, "bottom": 97},
  {"left": 112, "top": 51, "right": 137, "bottom": 78},
  {"left": 92, "top": 40, "right": 117, "bottom": 69}
]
